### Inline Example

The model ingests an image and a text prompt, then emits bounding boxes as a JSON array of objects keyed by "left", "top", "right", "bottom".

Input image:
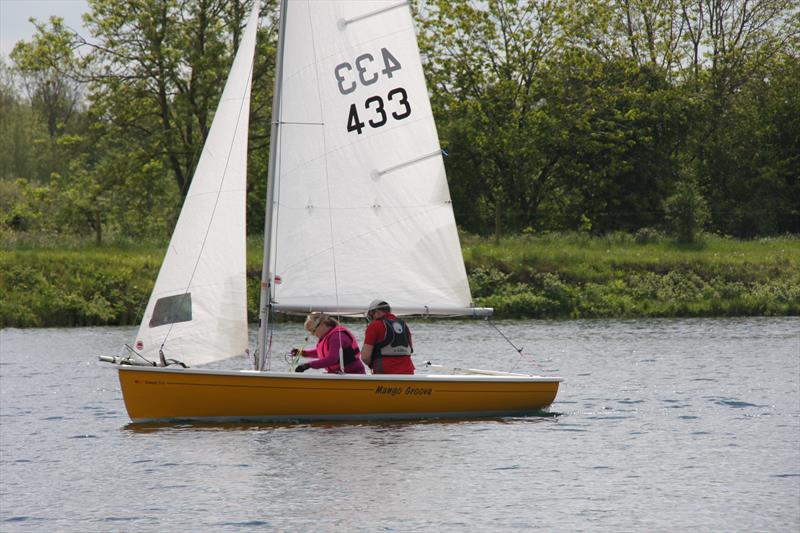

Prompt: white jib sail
[
  {"left": 133, "top": 4, "right": 260, "bottom": 366},
  {"left": 270, "top": 0, "right": 473, "bottom": 316}
]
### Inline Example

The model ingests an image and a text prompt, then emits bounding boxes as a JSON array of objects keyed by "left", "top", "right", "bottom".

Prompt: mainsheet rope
[{"left": 484, "top": 318, "right": 546, "bottom": 372}]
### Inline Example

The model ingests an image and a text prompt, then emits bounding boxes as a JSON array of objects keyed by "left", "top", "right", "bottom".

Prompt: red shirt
[{"left": 364, "top": 313, "right": 415, "bottom": 374}]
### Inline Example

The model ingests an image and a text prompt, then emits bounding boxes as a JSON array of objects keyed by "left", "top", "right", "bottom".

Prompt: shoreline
[{"left": 2, "top": 233, "right": 798, "bottom": 327}]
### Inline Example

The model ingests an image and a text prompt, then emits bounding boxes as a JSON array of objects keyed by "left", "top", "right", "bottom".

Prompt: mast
[{"left": 256, "top": 0, "right": 289, "bottom": 371}]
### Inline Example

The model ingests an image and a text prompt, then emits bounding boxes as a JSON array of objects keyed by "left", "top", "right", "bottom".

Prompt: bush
[
  {"left": 468, "top": 266, "right": 509, "bottom": 298},
  {"left": 0, "top": 250, "right": 155, "bottom": 327},
  {"left": 665, "top": 180, "right": 710, "bottom": 243},
  {"left": 634, "top": 227, "right": 662, "bottom": 244}
]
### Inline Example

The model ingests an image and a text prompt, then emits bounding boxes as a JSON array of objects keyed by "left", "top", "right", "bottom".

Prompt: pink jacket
[{"left": 301, "top": 325, "right": 366, "bottom": 374}]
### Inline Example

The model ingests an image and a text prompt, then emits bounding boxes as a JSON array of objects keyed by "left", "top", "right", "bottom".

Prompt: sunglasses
[{"left": 308, "top": 315, "right": 325, "bottom": 332}]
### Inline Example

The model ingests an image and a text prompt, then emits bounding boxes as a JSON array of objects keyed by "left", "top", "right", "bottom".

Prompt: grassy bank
[
  {"left": 1, "top": 233, "right": 798, "bottom": 327},
  {"left": 463, "top": 233, "right": 799, "bottom": 318}
]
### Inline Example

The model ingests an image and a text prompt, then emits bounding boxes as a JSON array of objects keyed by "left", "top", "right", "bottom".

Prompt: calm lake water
[{"left": 1, "top": 318, "right": 798, "bottom": 531}]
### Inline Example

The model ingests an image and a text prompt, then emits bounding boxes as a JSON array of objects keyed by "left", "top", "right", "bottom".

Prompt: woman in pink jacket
[{"left": 291, "top": 313, "right": 366, "bottom": 374}]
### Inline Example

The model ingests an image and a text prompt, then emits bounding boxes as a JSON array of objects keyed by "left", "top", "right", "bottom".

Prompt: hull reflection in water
[{"left": 118, "top": 367, "right": 562, "bottom": 423}]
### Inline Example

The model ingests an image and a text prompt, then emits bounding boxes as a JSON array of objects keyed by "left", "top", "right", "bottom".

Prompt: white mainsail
[
  {"left": 270, "top": 0, "right": 473, "bottom": 316},
  {"left": 133, "top": 4, "right": 260, "bottom": 366}
]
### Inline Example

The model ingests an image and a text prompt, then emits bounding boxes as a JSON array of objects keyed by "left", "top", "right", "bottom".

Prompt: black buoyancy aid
[
  {"left": 322, "top": 327, "right": 360, "bottom": 366},
  {"left": 374, "top": 318, "right": 413, "bottom": 359}
]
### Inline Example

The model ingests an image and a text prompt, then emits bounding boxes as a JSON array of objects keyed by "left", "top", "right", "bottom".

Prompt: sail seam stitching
[{"left": 306, "top": 0, "right": 342, "bottom": 314}]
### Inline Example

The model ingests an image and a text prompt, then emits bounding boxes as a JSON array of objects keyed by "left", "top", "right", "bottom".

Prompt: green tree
[
  {"left": 4, "top": 0, "right": 797, "bottom": 244},
  {"left": 569, "top": 0, "right": 687, "bottom": 74},
  {"left": 418, "top": 0, "right": 694, "bottom": 236},
  {"left": 543, "top": 50, "right": 692, "bottom": 233},
  {"left": 417, "top": 0, "right": 569, "bottom": 240},
  {"left": 681, "top": 0, "right": 799, "bottom": 235},
  {"left": 81, "top": 0, "right": 243, "bottom": 197},
  {"left": 3, "top": 0, "right": 277, "bottom": 243},
  {"left": 10, "top": 17, "right": 82, "bottom": 140},
  {"left": 664, "top": 178, "right": 710, "bottom": 242},
  {"left": 7, "top": 18, "right": 84, "bottom": 185},
  {"left": 0, "top": 59, "right": 42, "bottom": 184},
  {"left": 80, "top": 0, "right": 275, "bottom": 235}
]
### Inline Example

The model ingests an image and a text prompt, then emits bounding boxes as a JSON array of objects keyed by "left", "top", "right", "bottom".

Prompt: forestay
[
  {"left": 270, "top": 0, "right": 473, "bottom": 316},
  {"left": 133, "top": 4, "right": 260, "bottom": 366}
]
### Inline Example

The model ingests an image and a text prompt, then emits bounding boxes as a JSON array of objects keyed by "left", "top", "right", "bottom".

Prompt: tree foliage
[
  {"left": 418, "top": 0, "right": 799, "bottom": 238},
  {"left": 10, "top": 17, "right": 82, "bottom": 140},
  {"left": 82, "top": 0, "right": 252, "bottom": 196},
  {"left": 1, "top": 0, "right": 798, "bottom": 245},
  {"left": 2, "top": 0, "right": 275, "bottom": 243}
]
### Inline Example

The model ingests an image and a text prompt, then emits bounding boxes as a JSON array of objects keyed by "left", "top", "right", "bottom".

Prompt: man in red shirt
[{"left": 361, "top": 300, "right": 415, "bottom": 374}]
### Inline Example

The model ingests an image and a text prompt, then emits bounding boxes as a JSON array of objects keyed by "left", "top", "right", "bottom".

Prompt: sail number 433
[{"left": 335, "top": 48, "right": 411, "bottom": 135}]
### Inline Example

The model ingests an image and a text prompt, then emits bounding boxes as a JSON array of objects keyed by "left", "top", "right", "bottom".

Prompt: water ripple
[
  {"left": 217, "top": 520, "right": 271, "bottom": 527},
  {"left": 708, "top": 397, "right": 763, "bottom": 408}
]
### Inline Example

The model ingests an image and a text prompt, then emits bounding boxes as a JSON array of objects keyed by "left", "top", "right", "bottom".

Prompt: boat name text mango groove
[{"left": 375, "top": 385, "right": 433, "bottom": 396}]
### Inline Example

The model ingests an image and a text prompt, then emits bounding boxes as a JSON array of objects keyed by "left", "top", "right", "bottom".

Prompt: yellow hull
[{"left": 118, "top": 367, "right": 562, "bottom": 422}]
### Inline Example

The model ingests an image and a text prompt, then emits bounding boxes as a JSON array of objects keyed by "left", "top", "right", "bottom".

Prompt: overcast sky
[{"left": 1, "top": 0, "right": 89, "bottom": 58}]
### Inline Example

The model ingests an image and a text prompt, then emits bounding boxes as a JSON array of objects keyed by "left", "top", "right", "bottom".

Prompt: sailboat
[{"left": 101, "top": 0, "right": 562, "bottom": 423}]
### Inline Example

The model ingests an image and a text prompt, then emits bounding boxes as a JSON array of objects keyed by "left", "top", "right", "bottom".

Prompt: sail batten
[{"left": 339, "top": 0, "right": 410, "bottom": 27}]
